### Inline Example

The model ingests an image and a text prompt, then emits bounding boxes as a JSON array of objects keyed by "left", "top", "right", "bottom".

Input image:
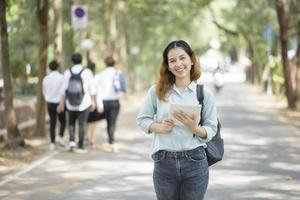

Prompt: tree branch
[{"left": 209, "top": 6, "right": 239, "bottom": 37}]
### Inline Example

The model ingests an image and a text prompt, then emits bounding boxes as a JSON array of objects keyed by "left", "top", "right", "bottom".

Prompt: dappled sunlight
[
  {"left": 1, "top": 82, "right": 300, "bottom": 199},
  {"left": 206, "top": 83, "right": 300, "bottom": 199},
  {"left": 270, "top": 162, "right": 300, "bottom": 172},
  {"left": 209, "top": 169, "right": 267, "bottom": 187},
  {"left": 0, "top": 0, "right": 299, "bottom": 199},
  {"left": 238, "top": 190, "right": 288, "bottom": 200}
]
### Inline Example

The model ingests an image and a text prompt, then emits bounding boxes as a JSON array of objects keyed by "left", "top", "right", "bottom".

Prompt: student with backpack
[
  {"left": 42, "top": 60, "right": 66, "bottom": 150},
  {"left": 57, "top": 53, "right": 96, "bottom": 154},
  {"left": 136, "top": 40, "right": 218, "bottom": 200}
]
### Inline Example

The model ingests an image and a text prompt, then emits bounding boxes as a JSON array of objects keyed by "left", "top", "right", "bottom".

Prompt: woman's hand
[
  {"left": 159, "top": 117, "right": 174, "bottom": 133},
  {"left": 173, "top": 110, "right": 197, "bottom": 133}
]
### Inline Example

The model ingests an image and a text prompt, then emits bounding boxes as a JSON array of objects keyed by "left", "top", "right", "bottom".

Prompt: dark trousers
[
  {"left": 47, "top": 102, "right": 66, "bottom": 143},
  {"left": 103, "top": 100, "right": 120, "bottom": 144},
  {"left": 68, "top": 108, "right": 90, "bottom": 149},
  {"left": 152, "top": 146, "right": 209, "bottom": 200}
]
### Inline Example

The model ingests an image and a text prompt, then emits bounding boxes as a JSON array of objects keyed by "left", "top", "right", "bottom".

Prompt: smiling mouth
[{"left": 175, "top": 67, "right": 185, "bottom": 72}]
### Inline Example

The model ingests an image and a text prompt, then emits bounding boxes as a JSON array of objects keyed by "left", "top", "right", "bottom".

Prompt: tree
[
  {"left": 276, "top": 0, "right": 296, "bottom": 109},
  {"left": 296, "top": 20, "right": 300, "bottom": 110},
  {"left": 102, "top": 0, "right": 117, "bottom": 58},
  {"left": 34, "top": 0, "right": 48, "bottom": 136},
  {"left": 51, "top": 0, "right": 62, "bottom": 60},
  {"left": 61, "top": 0, "right": 73, "bottom": 70},
  {"left": 117, "top": 0, "right": 128, "bottom": 72},
  {"left": 0, "top": 0, "right": 24, "bottom": 147},
  {"left": 288, "top": 0, "right": 300, "bottom": 110}
]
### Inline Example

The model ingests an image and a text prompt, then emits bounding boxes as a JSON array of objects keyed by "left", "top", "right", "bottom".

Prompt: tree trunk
[
  {"left": 296, "top": 20, "right": 300, "bottom": 110},
  {"left": 103, "top": 0, "right": 117, "bottom": 58},
  {"left": 61, "top": 0, "right": 73, "bottom": 70},
  {"left": 34, "top": 0, "right": 48, "bottom": 136},
  {"left": 118, "top": 1, "right": 128, "bottom": 71},
  {"left": 0, "top": 0, "right": 25, "bottom": 147},
  {"left": 276, "top": 0, "right": 296, "bottom": 109},
  {"left": 52, "top": 0, "right": 62, "bottom": 60}
]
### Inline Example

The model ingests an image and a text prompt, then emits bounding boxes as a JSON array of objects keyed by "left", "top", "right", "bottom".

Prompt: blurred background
[
  {"left": 1, "top": 0, "right": 300, "bottom": 199},
  {"left": 0, "top": 0, "right": 300, "bottom": 198}
]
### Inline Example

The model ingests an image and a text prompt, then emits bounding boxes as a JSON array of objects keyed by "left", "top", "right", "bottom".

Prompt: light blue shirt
[{"left": 136, "top": 81, "right": 218, "bottom": 156}]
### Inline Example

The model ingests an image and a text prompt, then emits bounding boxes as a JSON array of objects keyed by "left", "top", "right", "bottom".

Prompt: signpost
[{"left": 71, "top": 5, "right": 87, "bottom": 29}]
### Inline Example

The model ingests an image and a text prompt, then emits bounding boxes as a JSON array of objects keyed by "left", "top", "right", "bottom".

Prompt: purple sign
[{"left": 75, "top": 7, "right": 85, "bottom": 18}]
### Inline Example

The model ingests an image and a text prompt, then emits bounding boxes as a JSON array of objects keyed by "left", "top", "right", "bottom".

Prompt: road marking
[{"left": 0, "top": 151, "right": 58, "bottom": 186}]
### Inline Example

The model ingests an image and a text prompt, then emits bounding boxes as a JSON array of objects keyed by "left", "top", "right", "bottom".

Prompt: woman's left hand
[{"left": 173, "top": 110, "right": 197, "bottom": 133}]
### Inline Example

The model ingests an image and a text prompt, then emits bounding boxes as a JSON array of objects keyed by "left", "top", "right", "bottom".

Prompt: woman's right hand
[
  {"left": 159, "top": 118, "right": 174, "bottom": 133},
  {"left": 149, "top": 118, "right": 174, "bottom": 134}
]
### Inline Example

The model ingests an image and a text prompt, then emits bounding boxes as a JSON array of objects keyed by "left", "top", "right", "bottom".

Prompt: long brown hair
[{"left": 156, "top": 40, "right": 201, "bottom": 101}]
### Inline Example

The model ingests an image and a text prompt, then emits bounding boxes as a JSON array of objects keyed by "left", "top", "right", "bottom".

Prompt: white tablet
[{"left": 169, "top": 103, "right": 202, "bottom": 126}]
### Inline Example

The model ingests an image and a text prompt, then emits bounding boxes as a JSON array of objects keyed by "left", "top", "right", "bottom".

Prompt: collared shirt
[
  {"left": 94, "top": 67, "right": 120, "bottom": 101},
  {"left": 61, "top": 64, "right": 96, "bottom": 111},
  {"left": 42, "top": 71, "right": 64, "bottom": 103},
  {"left": 136, "top": 81, "right": 218, "bottom": 156}
]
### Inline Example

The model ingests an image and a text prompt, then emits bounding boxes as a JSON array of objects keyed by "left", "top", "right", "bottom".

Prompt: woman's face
[{"left": 167, "top": 47, "right": 193, "bottom": 79}]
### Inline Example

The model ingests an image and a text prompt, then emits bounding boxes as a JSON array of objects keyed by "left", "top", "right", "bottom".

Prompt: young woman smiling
[{"left": 137, "top": 40, "right": 218, "bottom": 200}]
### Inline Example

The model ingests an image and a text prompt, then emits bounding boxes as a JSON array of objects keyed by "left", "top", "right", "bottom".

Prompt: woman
[
  {"left": 87, "top": 61, "right": 105, "bottom": 148},
  {"left": 136, "top": 40, "right": 218, "bottom": 200}
]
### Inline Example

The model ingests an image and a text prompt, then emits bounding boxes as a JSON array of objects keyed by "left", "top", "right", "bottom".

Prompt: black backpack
[
  {"left": 66, "top": 69, "right": 85, "bottom": 106},
  {"left": 196, "top": 84, "right": 224, "bottom": 166}
]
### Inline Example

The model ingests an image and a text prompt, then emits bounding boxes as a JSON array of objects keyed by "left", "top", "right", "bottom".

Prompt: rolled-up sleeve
[
  {"left": 197, "top": 87, "right": 218, "bottom": 143},
  {"left": 136, "top": 86, "right": 157, "bottom": 134}
]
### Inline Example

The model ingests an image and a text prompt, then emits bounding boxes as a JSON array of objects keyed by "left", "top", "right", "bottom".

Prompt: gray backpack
[{"left": 66, "top": 69, "right": 84, "bottom": 106}]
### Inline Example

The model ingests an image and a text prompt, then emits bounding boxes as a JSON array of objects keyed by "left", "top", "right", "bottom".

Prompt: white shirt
[
  {"left": 94, "top": 67, "right": 119, "bottom": 101},
  {"left": 43, "top": 71, "right": 64, "bottom": 103},
  {"left": 61, "top": 64, "right": 96, "bottom": 111}
]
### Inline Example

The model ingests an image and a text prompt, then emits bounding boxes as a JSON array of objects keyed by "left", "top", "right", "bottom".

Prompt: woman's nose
[{"left": 174, "top": 60, "right": 181, "bottom": 66}]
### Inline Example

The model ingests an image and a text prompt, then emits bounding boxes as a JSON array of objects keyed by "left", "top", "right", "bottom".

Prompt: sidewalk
[
  {"left": 0, "top": 92, "right": 156, "bottom": 200},
  {"left": 0, "top": 81, "right": 300, "bottom": 200}
]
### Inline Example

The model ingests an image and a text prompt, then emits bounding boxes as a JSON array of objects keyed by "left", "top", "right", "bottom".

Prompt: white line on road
[{"left": 0, "top": 150, "right": 58, "bottom": 186}]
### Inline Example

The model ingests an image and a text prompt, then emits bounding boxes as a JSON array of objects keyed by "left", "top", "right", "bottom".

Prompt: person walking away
[
  {"left": 86, "top": 61, "right": 105, "bottom": 148},
  {"left": 136, "top": 40, "right": 218, "bottom": 200},
  {"left": 94, "top": 56, "right": 127, "bottom": 152},
  {"left": 57, "top": 53, "right": 96, "bottom": 154},
  {"left": 42, "top": 60, "right": 66, "bottom": 150}
]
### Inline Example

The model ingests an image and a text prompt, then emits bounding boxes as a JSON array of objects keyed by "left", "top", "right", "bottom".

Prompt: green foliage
[
  {"left": 122, "top": 0, "right": 215, "bottom": 85},
  {"left": 6, "top": 0, "right": 39, "bottom": 79},
  {"left": 10, "top": 58, "right": 26, "bottom": 78},
  {"left": 13, "top": 79, "right": 37, "bottom": 95}
]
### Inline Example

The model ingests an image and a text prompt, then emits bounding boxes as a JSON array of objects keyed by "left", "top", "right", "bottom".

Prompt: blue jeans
[{"left": 152, "top": 146, "right": 209, "bottom": 200}]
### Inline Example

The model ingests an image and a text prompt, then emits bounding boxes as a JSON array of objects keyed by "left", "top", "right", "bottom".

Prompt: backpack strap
[
  {"left": 69, "top": 68, "right": 84, "bottom": 75},
  {"left": 196, "top": 84, "right": 204, "bottom": 126},
  {"left": 78, "top": 68, "right": 84, "bottom": 75}
]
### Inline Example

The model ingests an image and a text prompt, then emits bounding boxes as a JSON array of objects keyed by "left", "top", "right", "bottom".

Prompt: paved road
[
  {"left": 0, "top": 77, "right": 300, "bottom": 200},
  {"left": 206, "top": 82, "right": 300, "bottom": 200}
]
